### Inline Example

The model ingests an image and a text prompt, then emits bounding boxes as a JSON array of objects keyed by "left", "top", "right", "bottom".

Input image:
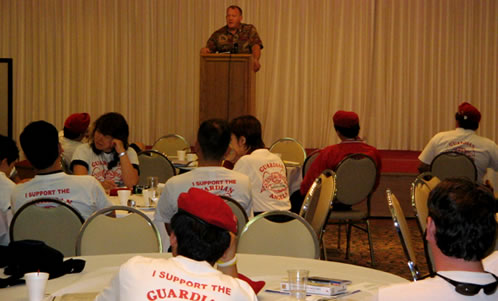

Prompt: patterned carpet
[{"left": 322, "top": 218, "right": 430, "bottom": 280}]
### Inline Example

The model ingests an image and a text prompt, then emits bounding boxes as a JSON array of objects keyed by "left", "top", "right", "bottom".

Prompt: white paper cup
[
  {"left": 25, "top": 272, "right": 49, "bottom": 301},
  {"left": 143, "top": 189, "right": 151, "bottom": 207},
  {"left": 186, "top": 153, "right": 197, "bottom": 162},
  {"left": 117, "top": 190, "right": 131, "bottom": 206},
  {"left": 177, "top": 150, "right": 186, "bottom": 161},
  {"left": 287, "top": 269, "right": 309, "bottom": 300}
]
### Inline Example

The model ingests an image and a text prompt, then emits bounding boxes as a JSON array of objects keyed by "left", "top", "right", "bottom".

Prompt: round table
[{"left": 1, "top": 253, "right": 408, "bottom": 301}]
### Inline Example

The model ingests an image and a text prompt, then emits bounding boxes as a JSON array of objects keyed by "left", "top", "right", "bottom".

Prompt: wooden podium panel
[{"left": 199, "top": 54, "right": 255, "bottom": 123}]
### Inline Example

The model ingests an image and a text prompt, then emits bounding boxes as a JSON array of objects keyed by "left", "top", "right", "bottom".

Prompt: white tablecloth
[{"left": 0, "top": 253, "right": 407, "bottom": 301}]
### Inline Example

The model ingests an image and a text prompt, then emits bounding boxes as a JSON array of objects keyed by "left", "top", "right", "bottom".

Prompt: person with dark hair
[
  {"left": 155, "top": 119, "right": 252, "bottom": 234},
  {"left": 59, "top": 113, "right": 91, "bottom": 170},
  {"left": 379, "top": 178, "right": 498, "bottom": 300},
  {"left": 11, "top": 121, "right": 111, "bottom": 219},
  {"left": 72, "top": 112, "right": 139, "bottom": 190},
  {"left": 418, "top": 102, "right": 498, "bottom": 183},
  {"left": 96, "top": 188, "right": 257, "bottom": 301},
  {"left": 0, "top": 134, "right": 19, "bottom": 245},
  {"left": 229, "top": 115, "right": 290, "bottom": 215},
  {"left": 299, "top": 110, "right": 381, "bottom": 211},
  {"left": 200, "top": 5, "right": 263, "bottom": 72}
]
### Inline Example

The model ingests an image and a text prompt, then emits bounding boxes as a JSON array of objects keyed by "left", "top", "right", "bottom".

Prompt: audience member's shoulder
[{"left": 73, "top": 143, "right": 92, "bottom": 154}]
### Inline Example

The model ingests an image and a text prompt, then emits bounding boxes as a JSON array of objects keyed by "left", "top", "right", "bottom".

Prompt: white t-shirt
[
  {"left": 71, "top": 143, "right": 139, "bottom": 186},
  {"left": 419, "top": 128, "right": 498, "bottom": 183},
  {"left": 378, "top": 270, "right": 498, "bottom": 301},
  {"left": 233, "top": 149, "right": 291, "bottom": 212},
  {"left": 58, "top": 130, "right": 84, "bottom": 170},
  {"left": 484, "top": 251, "right": 498, "bottom": 275},
  {"left": 0, "top": 171, "right": 15, "bottom": 245},
  {"left": 11, "top": 171, "right": 112, "bottom": 219},
  {"left": 95, "top": 255, "right": 257, "bottom": 301},
  {"left": 154, "top": 166, "right": 253, "bottom": 223}
]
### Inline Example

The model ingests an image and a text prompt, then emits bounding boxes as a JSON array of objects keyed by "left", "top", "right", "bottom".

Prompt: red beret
[
  {"left": 64, "top": 113, "right": 90, "bottom": 134},
  {"left": 178, "top": 188, "right": 237, "bottom": 234},
  {"left": 333, "top": 110, "right": 359, "bottom": 128},
  {"left": 457, "top": 102, "right": 481, "bottom": 123}
]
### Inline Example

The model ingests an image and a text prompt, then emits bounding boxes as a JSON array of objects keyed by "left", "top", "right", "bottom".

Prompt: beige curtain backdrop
[{"left": 0, "top": 0, "right": 496, "bottom": 150}]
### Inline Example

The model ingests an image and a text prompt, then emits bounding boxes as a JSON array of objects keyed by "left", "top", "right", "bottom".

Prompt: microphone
[{"left": 232, "top": 43, "right": 238, "bottom": 54}]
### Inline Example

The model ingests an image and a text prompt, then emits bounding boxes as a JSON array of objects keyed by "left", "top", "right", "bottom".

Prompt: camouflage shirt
[{"left": 206, "top": 23, "right": 263, "bottom": 54}]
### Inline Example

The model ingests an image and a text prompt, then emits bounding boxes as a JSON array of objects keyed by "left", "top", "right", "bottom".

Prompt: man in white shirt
[
  {"left": 58, "top": 112, "right": 90, "bottom": 172},
  {"left": 0, "top": 135, "right": 19, "bottom": 245},
  {"left": 379, "top": 178, "right": 497, "bottom": 300},
  {"left": 96, "top": 188, "right": 257, "bottom": 301},
  {"left": 11, "top": 121, "right": 112, "bottom": 220},
  {"left": 155, "top": 119, "right": 252, "bottom": 234},
  {"left": 418, "top": 102, "right": 498, "bottom": 183}
]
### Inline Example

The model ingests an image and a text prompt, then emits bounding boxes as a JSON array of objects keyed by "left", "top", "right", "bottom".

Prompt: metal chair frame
[
  {"left": 137, "top": 149, "right": 176, "bottom": 186},
  {"left": 220, "top": 195, "right": 249, "bottom": 237},
  {"left": 430, "top": 151, "right": 477, "bottom": 182},
  {"left": 302, "top": 149, "right": 321, "bottom": 178},
  {"left": 269, "top": 137, "right": 307, "bottom": 166},
  {"left": 152, "top": 134, "right": 190, "bottom": 157}
]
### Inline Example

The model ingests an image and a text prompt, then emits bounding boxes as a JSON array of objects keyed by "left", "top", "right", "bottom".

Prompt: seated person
[
  {"left": 96, "top": 188, "right": 257, "bottom": 301},
  {"left": 230, "top": 115, "right": 290, "bottom": 215},
  {"left": 0, "top": 135, "right": 19, "bottom": 245},
  {"left": 155, "top": 119, "right": 252, "bottom": 234},
  {"left": 379, "top": 178, "right": 497, "bottom": 300},
  {"left": 59, "top": 112, "right": 90, "bottom": 171},
  {"left": 298, "top": 110, "right": 381, "bottom": 211},
  {"left": 418, "top": 102, "right": 498, "bottom": 183},
  {"left": 11, "top": 121, "right": 112, "bottom": 220},
  {"left": 72, "top": 112, "right": 139, "bottom": 190}
]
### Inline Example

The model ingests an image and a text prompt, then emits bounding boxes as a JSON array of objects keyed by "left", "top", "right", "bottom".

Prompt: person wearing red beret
[
  {"left": 418, "top": 102, "right": 498, "bottom": 183},
  {"left": 298, "top": 110, "right": 382, "bottom": 211},
  {"left": 59, "top": 113, "right": 91, "bottom": 172},
  {"left": 96, "top": 188, "right": 257, "bottom": 301}
]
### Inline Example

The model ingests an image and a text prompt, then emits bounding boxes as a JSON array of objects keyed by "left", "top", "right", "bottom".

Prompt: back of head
[
  {"left": 197, "top": 119, "right": 230, "bottom": 161},
  {"left": 20, "top": 121, "right": 59, "bottom": 170},
  {"left": 455, "top": 102, "right": 481, "bottom": 131},
  {"left": 428, "top": 178, "right": 496, "bottom": 261},
  {"left": 91, "top": 112, "right": 129, "bottom": 149},
  {"left": 333, "top": 110, "right": 360, "bottom": 138},
  {"left": 63, "top": 112, "right": 90, "bottom": 139},
  {"left": 229, "top": 115, "right": 265, "bottom": 152},
  {"left": 0, "top": 134, "right": 19, "bottom": 165}
]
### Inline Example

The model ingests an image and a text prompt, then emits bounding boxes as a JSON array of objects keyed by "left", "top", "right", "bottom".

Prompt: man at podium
[{"left": 200, "top": 5, "right": 263, "bottom": 72}]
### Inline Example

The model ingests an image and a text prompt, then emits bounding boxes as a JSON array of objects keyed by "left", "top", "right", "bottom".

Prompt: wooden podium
[{"left": 199, "top": 54, "right": 255, "bottom": 123}]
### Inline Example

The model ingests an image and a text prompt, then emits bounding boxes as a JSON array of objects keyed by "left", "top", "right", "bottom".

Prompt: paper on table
[{"left": 51, "top": 292, "right": 98, "bottom": 301}]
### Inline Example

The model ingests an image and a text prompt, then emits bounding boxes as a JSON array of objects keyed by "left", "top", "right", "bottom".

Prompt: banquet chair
[
  {"left": 10, "top": 199, "right": 84, "bottom": 257},
  {"left": 300, "top": 169, "right": 336, "bottom": 259},
  {"left": 220, "top": 196, "right": 249, "bottom": 237},
  {"left": 430, "top": 151, "right": 477, "bottom": 182},
  {"left": 152, "top": 134, "right": 190, "bottom": 157},
  {"left": 411, "top": 172, "right": 440, "bottom": 274},
  {"left": 238, "top": 211, "right": 319, "bottom": 259},
  {"left": 76, "top": 206, "right": 162, "bottom": 255},
  {"left": 387, "top": 189, "right": 422, "bottom": 281},
  {"left": 302, "top": 149, "right": 321, "bottom": 178},
  {"left": 327, "top": 153, "right": 377, "bottom": 266},
  {"left": 269, "top": 137, "right": 307, "bottom": 166},
  {"left": 137, "top": 150, "right": 176, "bottom": 186}
]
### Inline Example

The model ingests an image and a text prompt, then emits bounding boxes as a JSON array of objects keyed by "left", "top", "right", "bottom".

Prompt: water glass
[{"left": 287, "top": 269, "right": 309, "bottom": 300}]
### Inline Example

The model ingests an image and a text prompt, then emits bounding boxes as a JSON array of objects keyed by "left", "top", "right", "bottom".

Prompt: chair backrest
[
  {"left": 302, "top": 149, "right": 320, "bottom": 178},
  {"left": 411, "top": 172, "right": 441, "bottom": 234},
  {"left": 220, "top": 196, "right": 249, "bottom": 237},
  {"left": 386, "top": 189, "right": 421, "bottom": 281},
  {"left": 269, "top": 137, "right": 307, "bottom": 166},
  {"left": 238, "top": 211, "right": 319, "bottom": 259},
  {"left": 300, "top": 170, "right": 336, "bottom": 240},
  {"left": 152, "top": 134, "right": 190, "bottom": 157},
  {"left": 76, "top": 206, "right": 162, "bottom": 255},
  {"left": 430, "top": 151, "right": 477, "bottom": 182},
  {"left": 334, "top": 154, "right": 377, "bottom": 206},
  {"left": 10, "top": 199, "right": 84, "bottom": 257},
  {"left": 137, "top": 150, "right": 176, "bottom": 186}
]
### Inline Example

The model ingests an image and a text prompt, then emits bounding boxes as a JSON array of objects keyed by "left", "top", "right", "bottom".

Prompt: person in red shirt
[{"left": 296, "top": 110, "right": 382, "bottom": 211}]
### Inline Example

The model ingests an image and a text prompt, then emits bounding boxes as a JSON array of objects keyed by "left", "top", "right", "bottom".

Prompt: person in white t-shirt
[
  {"left": 72, "top": 112, "right": 139, "bottom": 190},
  {"left": 58, "top": 112, "right": 90, "bottom": 173},
  {"left": 155, "top": 119, "right": 253, "bottom": 234},
  {"left": 11, "top": 121, "right": 112, "bottom": 220},
  {"left": 0, "top": 135, "right": 19, "bottom": 245},
  {"left": 379, "top": 178, "right": 498, "bottom": 301},
  {"left": 96, "top": 188, "right": 257, "bottom": 301},
  {"left": 418, "top": 102, "right": 498, "bottom": 183},
  {"left": 229, "top": 115, "right": 290, "bottom": 214}
]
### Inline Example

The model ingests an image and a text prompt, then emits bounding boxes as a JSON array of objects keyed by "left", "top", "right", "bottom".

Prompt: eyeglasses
[{"left": 436, "top": 273, "right": 498, "bottom": 296}]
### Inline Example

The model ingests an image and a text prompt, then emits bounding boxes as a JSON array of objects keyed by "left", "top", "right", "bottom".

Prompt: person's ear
[
  {"left": 239, "top": 136, "right": 246, "bottom": 146},
  {"left": 426, "top": 216, "right": 436, "bottom": 243},
  {"left": 170, "top": 231, "right": 178, "bottom": 255},
  {"left": 58, "top": 143, "right": 64, "bottom": 155}
]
